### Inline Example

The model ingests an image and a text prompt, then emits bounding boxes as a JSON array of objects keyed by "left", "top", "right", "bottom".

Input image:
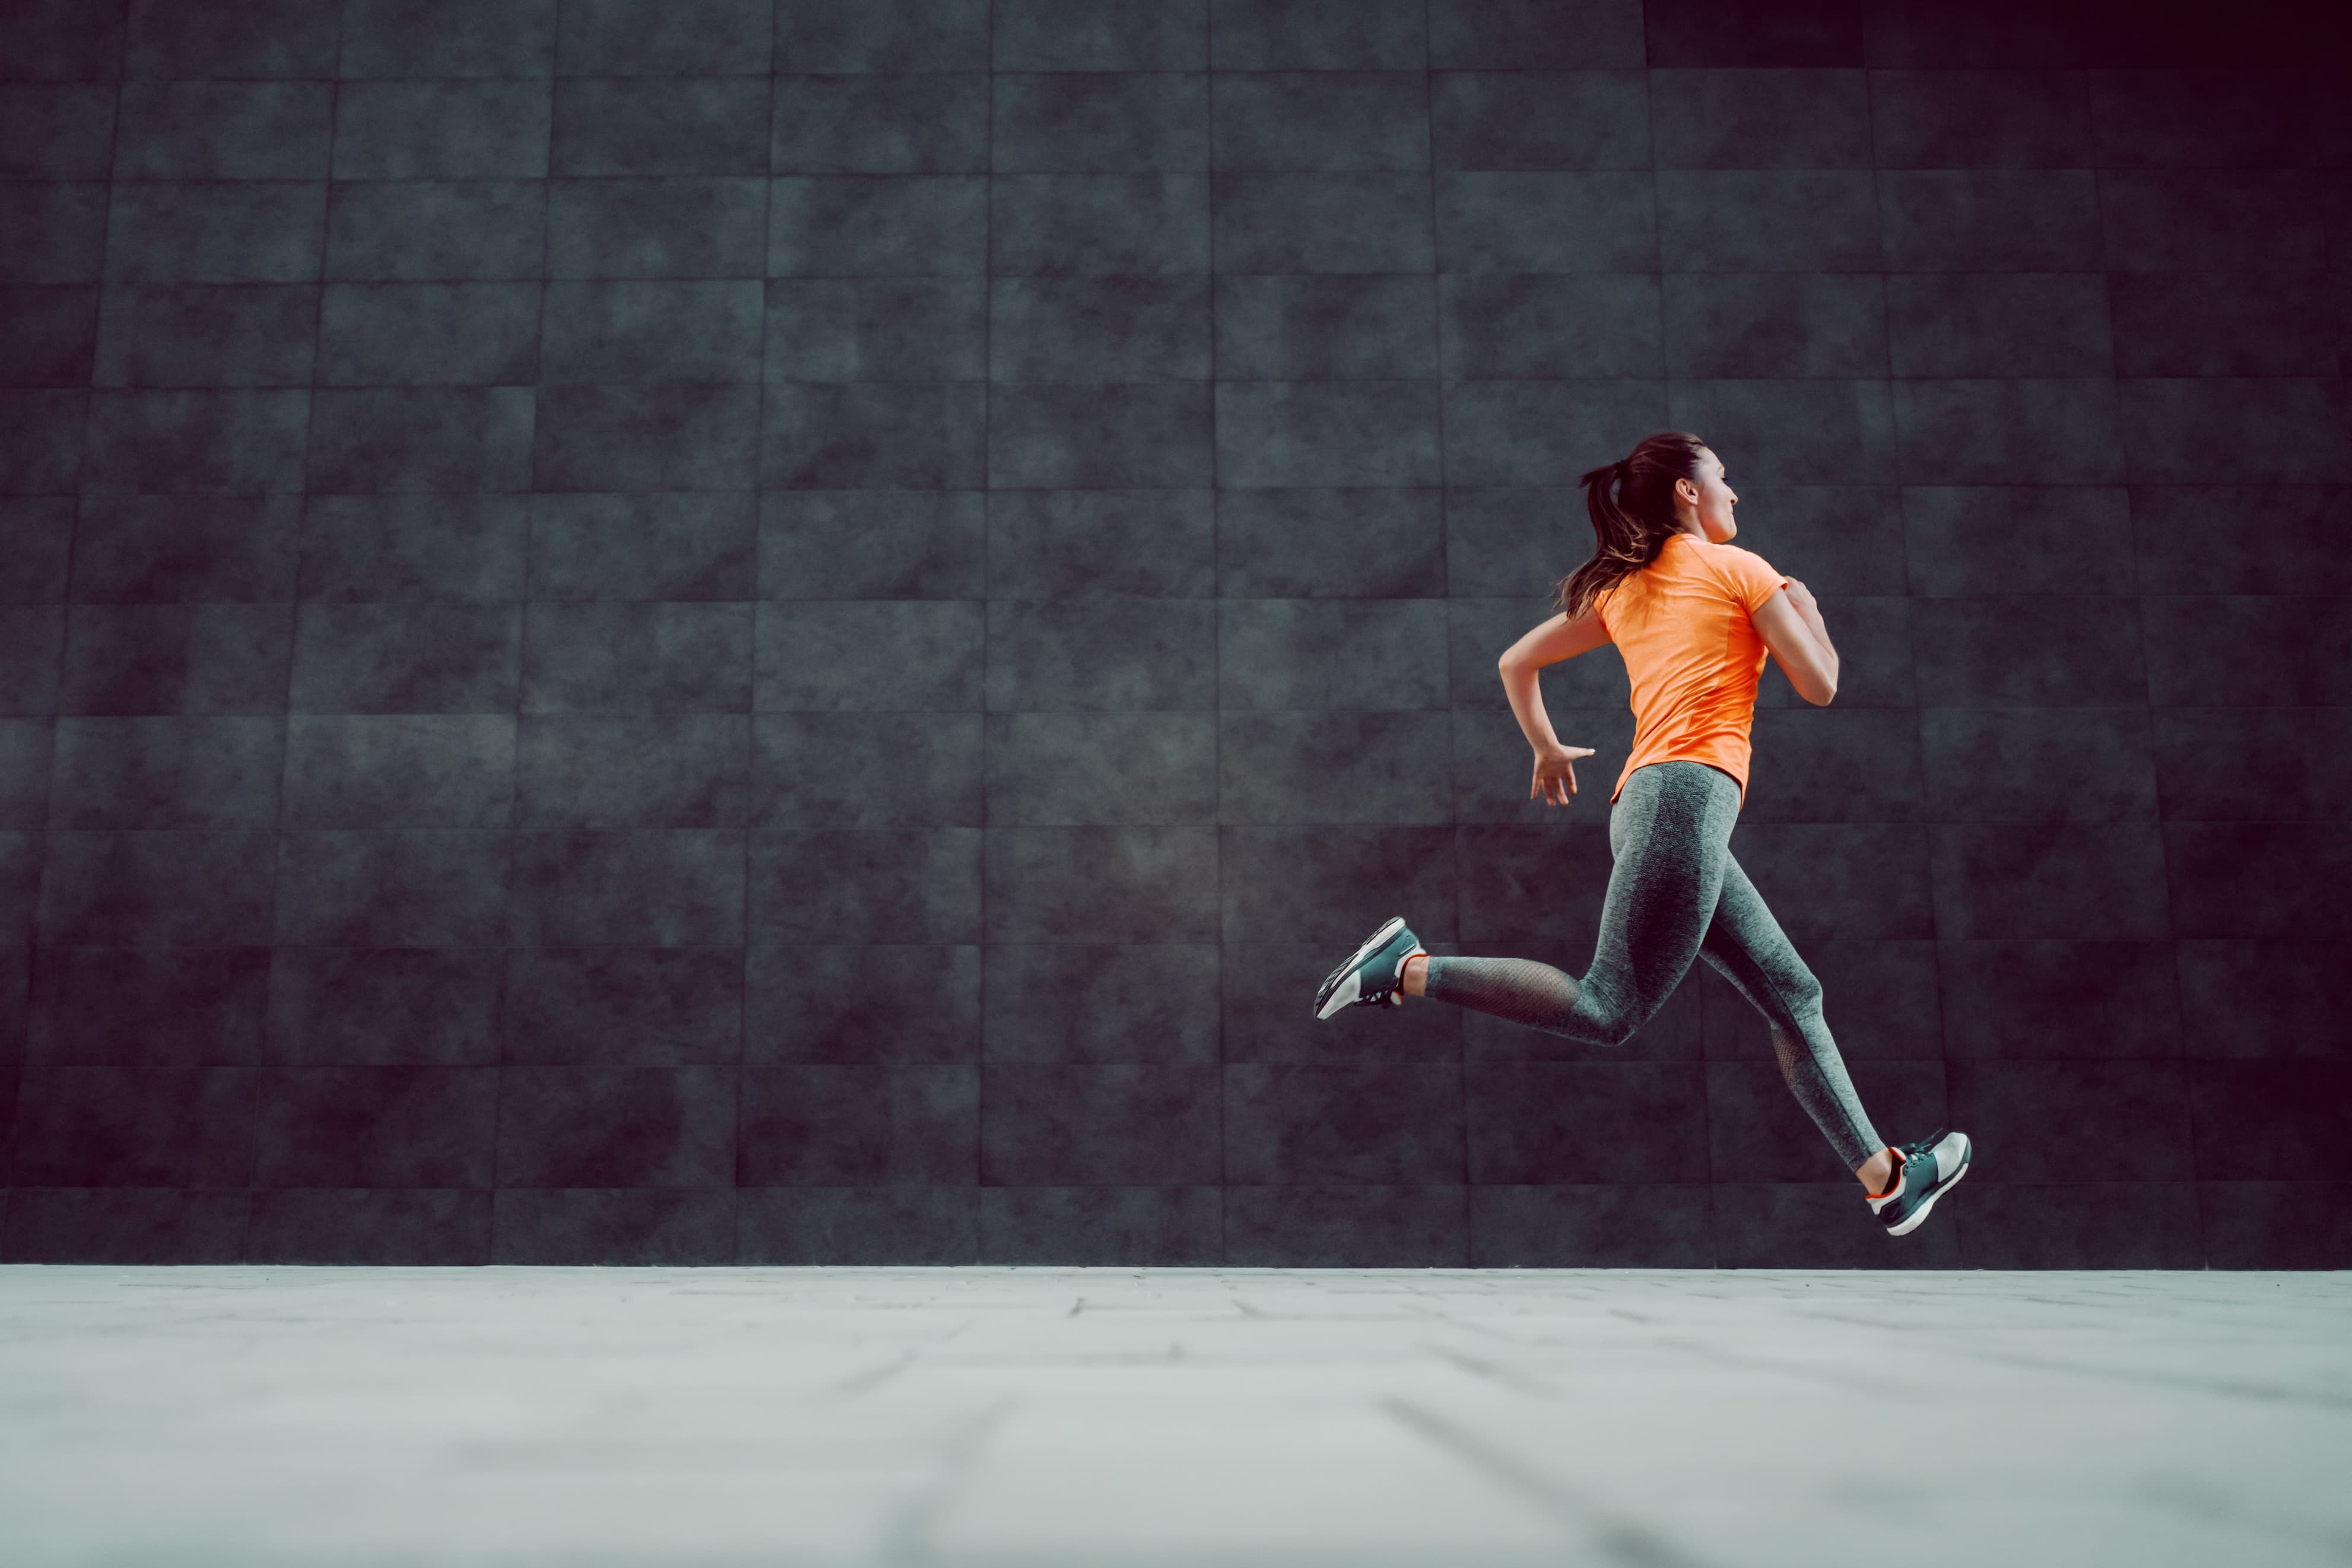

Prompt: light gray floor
[{"left": 3, "top": 1268, "right": 2347, "bottom": 1567}]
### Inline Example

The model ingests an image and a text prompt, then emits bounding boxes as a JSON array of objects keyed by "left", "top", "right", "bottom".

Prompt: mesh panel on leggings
[{"left": 1420, "top": 956, "right": 1585, "bottom": 1035}]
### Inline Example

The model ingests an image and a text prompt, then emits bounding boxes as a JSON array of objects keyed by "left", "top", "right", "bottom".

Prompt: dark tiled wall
[{"left": 2, "top": 0, "right": 2348, "bottom": 1269}]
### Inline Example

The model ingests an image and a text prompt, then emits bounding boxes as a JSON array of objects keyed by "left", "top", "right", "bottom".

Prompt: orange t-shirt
[{"left": 1592, "top": 532, "right": 1790, "bottom": 808}]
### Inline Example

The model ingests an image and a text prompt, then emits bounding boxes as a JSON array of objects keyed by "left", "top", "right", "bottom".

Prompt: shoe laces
[{"left": 1896, "top": 1127, "right": 1950, "bottom": 1163}]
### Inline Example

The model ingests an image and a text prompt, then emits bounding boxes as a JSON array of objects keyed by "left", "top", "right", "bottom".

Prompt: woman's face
[{"left": 1678, "top": 448, "right": 1739, "bottom": 542}]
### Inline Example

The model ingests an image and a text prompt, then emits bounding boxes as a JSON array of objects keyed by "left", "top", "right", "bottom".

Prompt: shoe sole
[
  {"left": 1313, "top": 915, "right": 1407, "bottom": 1020},
  {"left": 1886, "top": 1157, "right": 1967, "bottom": 1237}
]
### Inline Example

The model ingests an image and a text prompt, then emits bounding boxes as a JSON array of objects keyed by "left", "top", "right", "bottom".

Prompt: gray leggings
[{"left": 1425, "top": 758, "right": 1884, "bottom": 1172}]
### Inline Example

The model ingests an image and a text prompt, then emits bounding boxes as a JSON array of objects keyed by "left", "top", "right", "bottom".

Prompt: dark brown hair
[{"left": 1552, "top": 430, "right": 1710, "bottom": 619}]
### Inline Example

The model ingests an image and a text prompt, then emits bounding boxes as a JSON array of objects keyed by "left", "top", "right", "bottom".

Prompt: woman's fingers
[{"left": 1529, "top": 748, "right": 1596, "bottom": 807}]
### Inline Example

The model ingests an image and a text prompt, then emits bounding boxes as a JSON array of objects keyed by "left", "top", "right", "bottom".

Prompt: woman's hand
[
  {"left": 1529, "top": 743, "right": 1597, "bottom": 807},
  {"left": 1781, "top": 576, "right": 1817, "bottom": 615}
]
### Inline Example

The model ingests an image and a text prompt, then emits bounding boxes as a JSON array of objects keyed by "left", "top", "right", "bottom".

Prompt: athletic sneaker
[
  {"left": 1868, "top": 1127, "right": 1972, "bottom": 1236},
  {"left": 1313, "top": 916, "right": 1424, "bottom": 1019}
]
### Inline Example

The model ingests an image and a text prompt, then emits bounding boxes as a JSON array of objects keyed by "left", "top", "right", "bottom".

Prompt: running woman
[{"left": 1313, "top": 432, "right": 1970, "bottom": 1237}]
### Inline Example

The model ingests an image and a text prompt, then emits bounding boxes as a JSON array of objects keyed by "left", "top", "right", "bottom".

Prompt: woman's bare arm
[
  {"left": 1751, "top": 583, "right": 1840, "bottom": 705},
  {"left": 1498, "top": 605, "right": 1612, "bottom": 672},
  {"left": 1496, "top": 606, "right": 1610, "bottom": 804}
]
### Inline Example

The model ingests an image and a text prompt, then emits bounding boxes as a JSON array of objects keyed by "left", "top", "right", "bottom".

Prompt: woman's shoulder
[
  {"left": 1686, "top": 536, "right": 1778, "bottom": 582},
  {"left": 1686, "top": 534, "right": 1769, "bottom": 565}
]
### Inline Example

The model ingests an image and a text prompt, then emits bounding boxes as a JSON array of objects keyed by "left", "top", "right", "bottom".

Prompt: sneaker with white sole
[
  {"left": 1312, "top": 916, "right": 1424, "bottom": 1020},
  {"left": 1868, "top": 1127, "right": 1972, "bottom": 1236}
]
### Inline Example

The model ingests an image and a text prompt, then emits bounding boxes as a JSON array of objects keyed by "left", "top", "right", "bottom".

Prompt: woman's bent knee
[
  {"left": 1576, "top": 997, "right": 1648, "bottom": 1049},
  {"left": 1779, "top": 963, "right": 1823, "bottom": 1017}
]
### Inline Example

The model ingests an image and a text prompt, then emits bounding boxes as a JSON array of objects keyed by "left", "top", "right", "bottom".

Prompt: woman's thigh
[
  {"left": 1697, "top": 850, "right": 1822, "bottom": 1027},
  {"left": 1590, "top": 762, "right": 1741, "bottom": 1014}
]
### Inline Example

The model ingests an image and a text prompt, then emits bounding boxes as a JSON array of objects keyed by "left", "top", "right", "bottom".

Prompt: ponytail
[{"left": 1551, "top": 431, "right": 1709, "bottom": 619}]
